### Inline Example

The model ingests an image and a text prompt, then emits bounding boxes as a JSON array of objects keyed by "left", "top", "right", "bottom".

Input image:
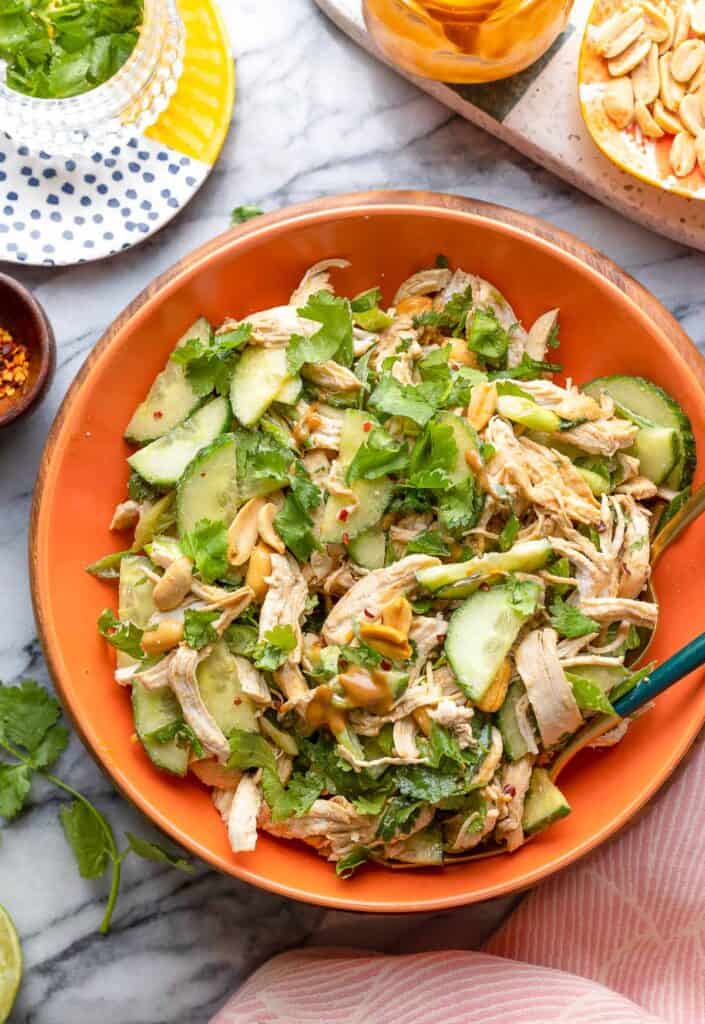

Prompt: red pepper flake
[
  {"left": 153, "top": 410, "right": 163, "bottom": 419},
  {"left": 337, "top": 507, "right": 349, "bottom": 522},
  {"left": 381, "top": 659, "right": 392, "bottom": 670},
  {"left": 342, "top": 532, "right": 350, "bottom": 545},
  {"left": 233, "top": 697, "right": 242, "bottom": 706},
  {"left": 363, "top": 608, "right": 375, "bottom": 619},
  {"left": 363, "top": 421, "right": 373, "bottom": 432},
  {"left": 503, "top": 784, "right": 516, "bottom": 798}
]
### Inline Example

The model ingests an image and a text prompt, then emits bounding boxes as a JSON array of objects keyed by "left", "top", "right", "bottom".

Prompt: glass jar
[
  {"left": 0, "top": 0, "right": 185, "bottom": 155},
  {"left": 363, "top": 0, "right": 573, "bottom": 83}
]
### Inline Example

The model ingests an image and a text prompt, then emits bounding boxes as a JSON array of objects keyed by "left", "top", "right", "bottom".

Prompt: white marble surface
[{"left": 1, "top": 1, "right": 705, "bottom": 1021}]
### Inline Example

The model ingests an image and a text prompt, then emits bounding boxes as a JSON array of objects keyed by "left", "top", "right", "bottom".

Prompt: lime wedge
[{"left": 0, "top": 904, "right": 21, "bottom": 1024}]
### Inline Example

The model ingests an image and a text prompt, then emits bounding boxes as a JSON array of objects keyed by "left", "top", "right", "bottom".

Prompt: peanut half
[
  {"left": 631, "top": 42, "right": 660, "bottom": 103},
  {"left": 671, "top": 38, "right": 705, "bottom": 83},
  {"left": 670, "top": 131, "right": 697, "bottom": 176},
  {"left": 604, "top": 76, "right": 635, "bottom": 127},
  {"left": 608, "top": 33, "right": 652, "bottom": 76}
]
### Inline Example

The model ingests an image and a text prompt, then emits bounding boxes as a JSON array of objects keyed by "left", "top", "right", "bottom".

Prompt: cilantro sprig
[{"left": 0, "top": 679, "right": 192, "bottom": 934}]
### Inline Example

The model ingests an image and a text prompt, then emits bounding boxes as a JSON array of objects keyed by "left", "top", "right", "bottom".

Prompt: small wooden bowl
[{"left": 0, "top": 273, "right": 55, "bottom": 428}]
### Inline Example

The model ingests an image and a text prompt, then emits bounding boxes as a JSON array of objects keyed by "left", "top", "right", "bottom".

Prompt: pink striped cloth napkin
[{"left": 212, "top": 736, "right": 705, "bottom": 1024}]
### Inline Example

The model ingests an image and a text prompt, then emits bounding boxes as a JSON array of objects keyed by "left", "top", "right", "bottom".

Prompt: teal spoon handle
[{"left": 614, "top": 631, "right": 705, "bottom": 718}]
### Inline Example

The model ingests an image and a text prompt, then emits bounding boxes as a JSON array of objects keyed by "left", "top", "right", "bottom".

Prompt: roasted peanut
[
  {"left": 467, "top": 380, "right": 498, "bottom": 431},
  {"left": 671, "top": 39, "right": 705, "bottom": 83},
  {"left": 659, "top": 52, "right": 685, "bottom": 111},
  {"left": 448, "top": 335, "right": 479, "bottom": 368},
  {"left": 412, "top": 707, "right": 432, "bottom": 737},
  {"left": 475, "top": 658, "right": 512, "bottom": 713},
  {"left": 679, "top": 92, "right": 704, "bottom": 135},
  {"left": 228, "top": 497, "right": 266, "bottom": 566},
  {"left": 670, "top": 131, "right": 697, "bottom": 176},
  {"left": 692, "top": 0, "right": 705, "bottom": 36},
  {"left": 603, "top": 76, "right": 635, "bottom": 127},
  {"left": 635, "top": 98, "right": 665, "bottom": 137},
  {"left": 141, "top": 619, "right": 184, "bottom": 655},
  {"left": 673, "top": 3, "right": 691, "bottom": 49},
  {"left": 631, "top": 42, "right": 659, "bottom": 103},
  {"left": 381, "top": 595, "right": 413, "bottom": 636},
  {"left": 396, "top": 295, "right": 433, "bottom": 317},
  {"left": 246, "top": 541, "right": 272, "bottom": 602},
  {"left": 652, "top": 97, "right": 684, "bottom": 133},
  {"left": 640, "top": 1, "right": 673, "bottom": 43},
  {"left": 257, "top": 502, "right": 286, "bottom": 553},
  {"left": 596, "top": 7, "right": 643, "bottom": 56},
  {"left": 695, "top": 130, "right": 705, "bottom": 173},
  {"left": 607, "top": 34, "right": 652, "bottom": 76},
  {"left": 152, "top": 556, "right": 193, "bottom": 611}
]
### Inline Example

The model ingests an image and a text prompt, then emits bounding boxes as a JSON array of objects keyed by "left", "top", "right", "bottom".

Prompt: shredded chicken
[
  {"left": 393, "top": 268, "right": 452, "bottom": 303},
  {"left": 301, "top": 360, "right": 361, "bottom": 393},
  {"left": 392, "top": 717, "right": 419, "bottom": 759},
  {"left": 519, "top": 379, "right": 602, "bottom": 421},
  {"left": 579, "top": 596, "right": 658, "bottom": 628},
  {"left": 226, "top": 773, "right": 262, "bottom": 853},
  {"left": 557, "top": 417, "right": 639, "bottom": 456},
  {"left": 495, "top": 756, "right": 534, "bottom": 852},
  {"left": 516, "top": 629, "right": 583, "bottom": 748},
  {"left": 259, "top": 554, "right": 308, "bottom": 661},
  {"left": 322, "top": 555, "right": 440, "bottom": 644},
  {"left": 167, "top": 645, "right": 230, "bottom": 763},
  {"left": 525, "top": 309, "right": 559, "bottom": 362},
  {"left": 233, "top": 655, "right": 270, "bottom": 705},
  {"left": 289, "top": 258, "right": 350, "bottom": 307},
  {"left": 259, "top": 795, "right": 378, "bottom": 861},
  {"left": 241, "top": 305, "right": 318, "bottom": 347},
  {"left": 110, "top": 499, "right": 140, "bottom": 531}
]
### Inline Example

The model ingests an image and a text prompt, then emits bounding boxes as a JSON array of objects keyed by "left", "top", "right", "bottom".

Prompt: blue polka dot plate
[{"left": 0, "top": 0, "right": 234, "bottom": 267}]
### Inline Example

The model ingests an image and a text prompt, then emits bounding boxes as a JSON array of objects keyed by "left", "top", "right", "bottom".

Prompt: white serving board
[{"left": 316, "top": 0, "right": 705, "bottom": 252}]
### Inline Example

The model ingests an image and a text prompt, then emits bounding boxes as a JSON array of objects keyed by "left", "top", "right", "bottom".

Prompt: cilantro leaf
[
  {"left": 223, "top": 623, "right": 259, "bottom": 657},
  {"left": 468, "top": 308, "right": 509, "bottom": 367},
  {"left": 489, "top": 354, "right": 562, "bottom": 381},
  {"left": 228, "top": 729, "right": 278, "bottom": 773},
  {"left": 183, "top": 609, "right": 220, "bottom": 650},
  {"left": 235, "top": 428, "right": 292, "bottom": 494},
  {"left": 31, "top": 724, "right": 70, "bottom": 770},
  {"left": 427, "top": 721, "right": 463, "bottom": 767},
  {"left": 346, "top": 427, "right": 409, "bottom": 483},
  {"left": 414, "top": 286, "right": 473, "bottom": 336},
  {"left": 336, "top": 846, "right": 370, "bottom": 878},
  {"left": 0, "top": 679, "right": 61, "bottom": 754},
  {"left": 376, "top": 797, "right": 423, "bottom": 842},
  {"left": 262, "top": 767, "right": 324, "bottom": 822},
  {"left": 368, "top": 375, "right": 437, "bottom": 427},
  {"left": 351, "top": 288, "right": 392, "bottom": 332},
  {"left": 408, "top": 420, "right": 457, "bottom": 490},
  {"left": 498, "top": 509, "right": 519, "bottom": 552},
  {"left": 125, "top": 833, "right": 193, "bottom": 872},
  {"left": 231, "top": 205, "right": 263, "bottom": 224},
  {"left": 288, "top": 291, "right": 353, "bottom": 374},
  {"left": 171, "top": 324, "right": 251, "bottom": 397},
  {"left": 275, "top": 463, "right": 321, "bottom": 561},
  {"left": 127, "top": 470, "right": 160, "bottom": 504},
  {"left": 253, "top": 625, "right": 297, "bottom": 671},
  {"left": 549, "top": 595, "right": 600, "bottom": 639},
  {"left": 566, "top": 672, "right": 615, "bottom": 715},
  {"left": 506, "top": 577, "right": 542, "bottom": 617},
  {"left": 181, "top": 518, "right": 229, "bottom": 584},
  {"left": 405, "top": 530, "right": 451, "bottom": 557},
  {"left": 437, "top": 478, "right": 484, "bottom": 537},
  {"left": 59, "top": 800, "right": 112, "bottom": 879},
  {"left": 97, "top": 609, "right": 145, "bottom": 659},
  {"left": 339, "top": 642, "right": 382, "bottom": 670},
  {"left": 351, "top": 287, "right": 381, "bottom": 313},
  {"left": 147, "top": 718, "right": 204, "bottom": 759},
  {"left": 0, "top": 763, "right": 33, "bottom": 820}
]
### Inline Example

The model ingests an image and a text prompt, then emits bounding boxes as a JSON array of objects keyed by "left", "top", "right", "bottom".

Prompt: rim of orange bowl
[{"left": 29, "top": 190, "right": 705, "bottom": 912}]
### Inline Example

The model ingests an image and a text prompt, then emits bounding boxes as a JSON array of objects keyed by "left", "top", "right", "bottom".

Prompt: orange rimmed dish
[
  {"left": 579, "top": 0, "right": 705, "bottom": 199},
  {"left": 30, "top": 191, "right": 705, "bottom": 912}
]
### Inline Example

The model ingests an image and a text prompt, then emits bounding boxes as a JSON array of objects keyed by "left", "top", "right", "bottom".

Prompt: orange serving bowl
[{"left": 31, "top": 191, "right": 705, "bottom": 912}]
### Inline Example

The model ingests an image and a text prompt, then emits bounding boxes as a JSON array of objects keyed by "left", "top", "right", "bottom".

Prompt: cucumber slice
[
  {"left": 348, "top": 527, "right": 386, "bottom": 569},
  {"left": 230, "top": 347, "right": 293, "bottom": 427},
  {"left": 132, "top": 682, "right": 189, "bottom": 776},
  {"left": 522, "top": 766, "right": 571, "bottom": 835},
  {"left": 177, "top": 434, "right": 239, "bottom": 536},
  {"left": 417, "top": 539, "right": 552, "bottom": 593},
  {"left": 125, "top": 317, "right": 211, "bottom": 443},
  {"left": 497, "top": 395, "right": 561, "bottom": 433},
  {"left": 197, "top": 641, "right": 258, "bottom": 734},
  {"left": 275, "top": 375, "right": 303, "bottom": 405},
  {"left": 563, "top": 663, "right": 627, "bottom": 694},
  {"left": 445, "top": 582, "right": 541, "bottom": 702},
  {"left": 584, "top": 375, "right": 695, "bottom": 488},
  {"left": 320, "top": 410, "right": 393, "bottom": 543},
  {"left": 630, "top": 425, "right": 680, "bottom": 486},
  {"left": 437, "top": 411, "right": 477, "bottom": 486},
  {"left": 525, "top": 430, "right": 583, "bottom": 461},
  {"left": 128, "top": 396, "right": 230, "bottom": 488},
  {"left": 576, "top": 466, "right": 612, "bottom": 496},
  {"left": 119, "top": 555, "right": 156, "bottom": 629},
  {"left": 497, "top": 680, "right": 538, "bottom": 761},
  {"left": 387, "top": 824, "right": 443, "bottom": 865}
]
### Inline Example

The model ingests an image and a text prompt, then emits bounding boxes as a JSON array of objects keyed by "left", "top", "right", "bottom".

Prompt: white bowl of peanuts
[{"left": 579, "top": 0, "right": 705, "bottom": 197}]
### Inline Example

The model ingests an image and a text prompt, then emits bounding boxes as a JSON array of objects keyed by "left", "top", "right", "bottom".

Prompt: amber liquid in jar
[{"left": 363, "top": 0, "right": 573, "bottom": 83}]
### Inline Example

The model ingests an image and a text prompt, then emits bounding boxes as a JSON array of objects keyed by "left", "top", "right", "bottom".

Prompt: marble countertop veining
[{"left": 1, "top": 1, "right": 705, "bottom": 1021}]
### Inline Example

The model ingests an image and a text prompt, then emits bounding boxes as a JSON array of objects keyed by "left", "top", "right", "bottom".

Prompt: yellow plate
[
  {"left": 578, "top": 0, "right": 705, "bottom": 200},
  {"left": 146, "top": 0, "right": 235, "bottom": 166}
]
